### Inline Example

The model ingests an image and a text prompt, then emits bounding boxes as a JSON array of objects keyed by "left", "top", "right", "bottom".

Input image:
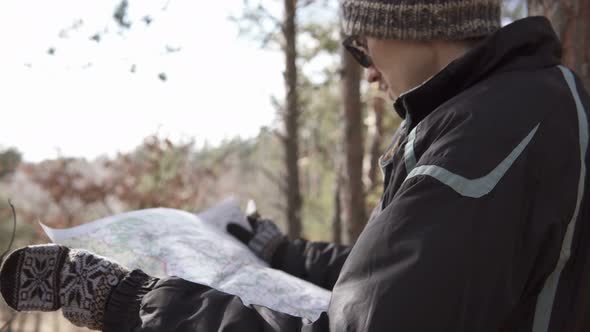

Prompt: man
[{"left": 1, "top": 0, "right": 589, "bottom": 331}]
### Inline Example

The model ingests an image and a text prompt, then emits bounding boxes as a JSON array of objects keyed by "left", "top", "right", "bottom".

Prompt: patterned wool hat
[{"left": 341, "top": 0, "right": 502, "bottom": 40}]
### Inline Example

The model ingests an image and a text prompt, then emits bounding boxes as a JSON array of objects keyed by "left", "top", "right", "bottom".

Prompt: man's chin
[{"left": 388, "top": 89, "right": 398, "bottom": 101}]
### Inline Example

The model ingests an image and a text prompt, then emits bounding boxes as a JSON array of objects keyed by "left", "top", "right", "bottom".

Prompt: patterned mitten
[
  {"left": 227, "top": 217, "right": 286, "bottom": 263},
  {"left": 0, "top": 244, "right": 129, "bottom": 330}
]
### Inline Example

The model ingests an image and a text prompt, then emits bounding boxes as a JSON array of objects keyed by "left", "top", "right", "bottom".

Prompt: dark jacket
[{"left": 104, "top": 17, "right": 590, "bottom": 332}]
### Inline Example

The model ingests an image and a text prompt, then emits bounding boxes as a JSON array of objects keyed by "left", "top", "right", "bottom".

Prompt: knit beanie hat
[{"left": 341, "top": 0, "right": 502, "bottom": 40}]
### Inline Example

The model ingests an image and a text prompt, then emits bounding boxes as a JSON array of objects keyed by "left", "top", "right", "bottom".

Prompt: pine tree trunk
[
  {"left": 367, "top": 88, "right": 386, "bottom": 192},
  {"left": 282, "top": 0, "right": 302, "bottom": 239},
  {"left": 332, "top": 169, "right": 343, "bottom": 244},
  {"left": 340, "top": 46, "right": 367, "bottom": 244},
  {"left": 528, "top": 0, "right": 590, "bottom": 90}
]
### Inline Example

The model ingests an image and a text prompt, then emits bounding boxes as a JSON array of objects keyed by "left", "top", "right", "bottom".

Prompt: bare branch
[
  {"left": 298, "top": 0, "right": 315, "bottom": 9},
  {"left": 272, "top": 201, "right": 287, "bottom": 213},
  {"left": 0, "top": 200, "right": 17, "bottom": 263},
  {"left": 273, "top": 130, "right": 288, "bottom": 144},
  {"left": 260, "top": 30, "right": 280, "bottom": 49},
  {"left": 162, "top": 0, "right": 173, "bottom": 11},
  {"left": 256, "top": 4, "right": 282, "bottom": 26}
]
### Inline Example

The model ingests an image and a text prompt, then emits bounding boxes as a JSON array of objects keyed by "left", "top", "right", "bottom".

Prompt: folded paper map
[{"left": 40, "top": 198, "right": 330, "bottom": 321}]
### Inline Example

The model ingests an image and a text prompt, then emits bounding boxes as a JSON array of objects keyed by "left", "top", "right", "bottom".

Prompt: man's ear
[{"left": 366, "top": 66, "right": 382, "bottom": 84}]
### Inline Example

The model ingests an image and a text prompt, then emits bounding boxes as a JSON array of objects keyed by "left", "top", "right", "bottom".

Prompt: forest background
[{"left": 1, "top": 0, "right": 588, "bottom": 330}]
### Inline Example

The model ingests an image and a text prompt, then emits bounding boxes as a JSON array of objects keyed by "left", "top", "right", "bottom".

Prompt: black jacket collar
[{"left": 394, "top": 16, "right": 562, "bottom": 128}]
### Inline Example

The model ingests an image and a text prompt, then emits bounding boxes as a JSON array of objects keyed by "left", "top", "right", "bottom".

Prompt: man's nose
[{"left": 366, "top": 66, "right": 382, "bottom": 83}]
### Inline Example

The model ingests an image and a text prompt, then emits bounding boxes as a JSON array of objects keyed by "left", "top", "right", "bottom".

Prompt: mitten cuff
[{"left": 103, "top": 269, "right": 158, "bottom": 332}]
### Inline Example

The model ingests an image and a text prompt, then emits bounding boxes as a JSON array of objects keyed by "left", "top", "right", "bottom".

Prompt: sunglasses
[{"left": 343, "top": 36, "right": 373, "bottom": 68}]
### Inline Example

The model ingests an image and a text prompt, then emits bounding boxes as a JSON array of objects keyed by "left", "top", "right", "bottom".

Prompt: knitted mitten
[{"left": 0, "top": 244, "right": 129, "bottom": 330}]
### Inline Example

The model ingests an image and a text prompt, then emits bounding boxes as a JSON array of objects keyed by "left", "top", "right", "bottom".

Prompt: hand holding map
[{"left": 40, "top": 198, "right": 330, "bottom": 321}]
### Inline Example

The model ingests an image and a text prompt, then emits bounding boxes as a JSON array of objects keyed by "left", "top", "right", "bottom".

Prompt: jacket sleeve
[
  {"left": 124, "top": 276, "right": 330, "bottom": 332},
  {"left": 270, "top": 239, "right": 352, "bottom": 291},
  {"left": 327, "top": 119, "right": 577, "bottom": 330}
]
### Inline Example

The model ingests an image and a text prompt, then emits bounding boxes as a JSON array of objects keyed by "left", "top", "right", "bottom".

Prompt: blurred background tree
[{"left": 527, "top": 0, "right": 589, "bottom": 90}]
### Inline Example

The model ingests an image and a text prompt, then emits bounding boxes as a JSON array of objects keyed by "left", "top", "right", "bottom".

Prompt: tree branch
[{"left": 298, "top": 0, "right": 315, "bottom": 9}]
